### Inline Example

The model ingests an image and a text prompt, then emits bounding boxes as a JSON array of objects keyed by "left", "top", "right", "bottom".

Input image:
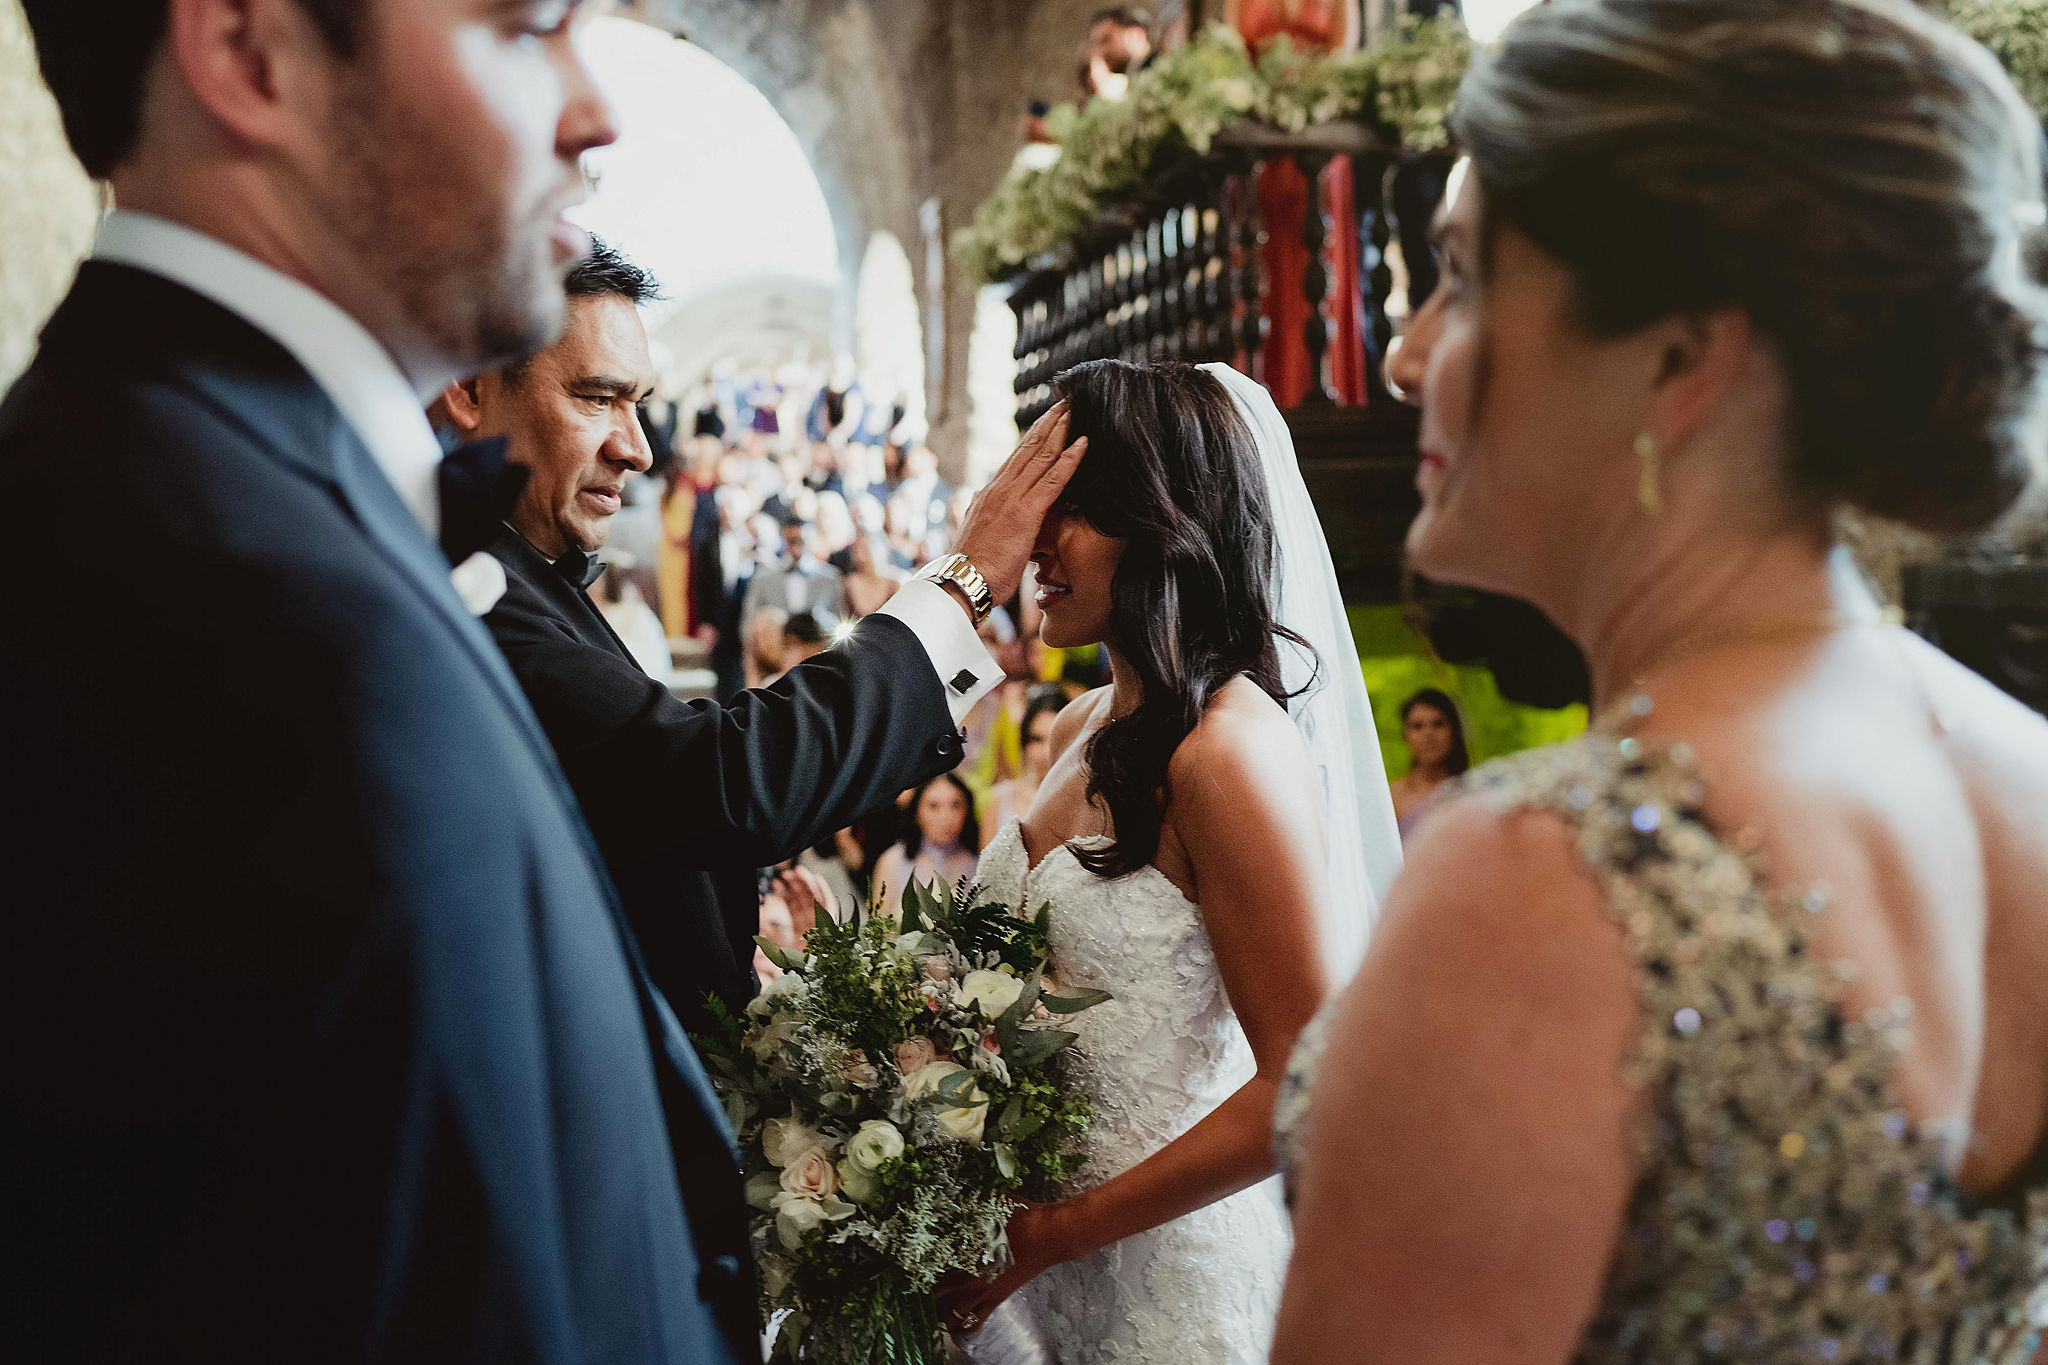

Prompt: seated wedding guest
[
  {"left": 872, "top": 773, "right": 983, "bottom": 912},
  {"left": 441, "top": 240, "right": 1091, "bottom": 1035},
  {"left": 744, "top": 605, "right": 788, "bottom": 690},
  {"left": 4, "top": 4, "right": 759, "bottom": 1360},
  {"left": 982, "top": 688, "right": 1067, "bottom": 847},
  {"left": 779, "top": 611, "right": 829, "bottom": 673},
  {"left": 1389, "top": 687, "right": 1469, "bottom": 841},
  {"left": 744, "top": 513, "right": 847, "bottom": 630},
  {"left": 1272, "top": 3, "right": 2048, "bottom": 1360},
  {"left": 843, "top": 533, "right": 908, "bottom": 619}
]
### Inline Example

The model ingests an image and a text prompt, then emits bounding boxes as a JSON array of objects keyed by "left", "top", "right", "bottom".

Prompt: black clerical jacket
[
  {"left": 479, "top": 525, "right": 963, "bottom": 1033},
  {"left": 0, "top": 263, "right": 752, "bottom": 1363}
]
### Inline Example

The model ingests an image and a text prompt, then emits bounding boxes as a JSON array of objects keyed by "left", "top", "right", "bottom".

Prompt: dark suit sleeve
[{"left": 487, "top": 600, "right": 961, "bottom": 871}]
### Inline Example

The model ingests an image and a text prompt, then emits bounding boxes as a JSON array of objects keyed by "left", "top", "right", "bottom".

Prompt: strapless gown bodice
[{"left": 969, "top": 820, "right": 1289, "bottom": 1365}]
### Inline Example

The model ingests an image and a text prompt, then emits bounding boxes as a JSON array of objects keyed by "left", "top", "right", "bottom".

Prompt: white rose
[
  {"left": 960, "top": 969, "right": 1025, "bottom": 1018},
  {"left": 771, "top": 1191, "right": 855, "bottom": 1252},
  {"left": 779, "top": 1146, "right": 839, "bottom": 1200},
  {"left": 762, "top": 1115, "right": 827, "bottom": 1168},
  {"left": 936, "top": 1089, "right": 989, "bottom": 1145},
  {"left": 838, "top": 1157, "right": 882, "bottom": 1205},
  {"left": 846, "top": 1119, "right": 906, "bottom": 1172},
  {"left": 901, "top": 1059, "right": 966, "bottom": 1102},
  {"left": 894, "top": 1036, "right": 939, "bottom": 1077},
  {"left": 772, "top": 1194, "right": 828, "bottom": 1250}
]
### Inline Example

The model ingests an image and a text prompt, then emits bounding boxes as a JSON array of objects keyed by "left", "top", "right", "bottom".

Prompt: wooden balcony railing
[{"left": 1003, "top": 128, "right": 1455, "bottom": 605}]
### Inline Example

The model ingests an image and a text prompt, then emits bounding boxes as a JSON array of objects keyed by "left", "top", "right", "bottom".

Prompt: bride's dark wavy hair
[{"left": 1051, "top": 359, "right": 1314, "bottom": 879}]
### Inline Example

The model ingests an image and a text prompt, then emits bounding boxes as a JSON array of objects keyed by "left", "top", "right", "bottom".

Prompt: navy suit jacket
[{"left": 0, "top": 264, "right": 752, "bottom": 1362}]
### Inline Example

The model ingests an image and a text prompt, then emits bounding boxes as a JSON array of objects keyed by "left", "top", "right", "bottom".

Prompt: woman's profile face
[
  {"left": 917, "top": 781, "right": 968, "bottom": 847},
  {"left": 1023, "top": 710, "right": 1059, "bottom": 775},
  {"left": 1030, "top": 505, "right": 1125, "bottom": 649},
  {"left": 1403, "top": 703, "right": 1455, "bottom": 769},
  {"left": 1396, "top": 168, "right": 1652, "bottom": 603}
]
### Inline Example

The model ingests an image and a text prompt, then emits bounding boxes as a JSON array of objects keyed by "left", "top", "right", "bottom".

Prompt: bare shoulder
[
  {"left": 1048, "top": 686, "right": 1112, "bottom": 763},
  {"left": 1379, "top": 785, "right": 1617, "bottom": 970},
  {"left": 1165, "top": 674, "right": 1315, "bottom": 799}
]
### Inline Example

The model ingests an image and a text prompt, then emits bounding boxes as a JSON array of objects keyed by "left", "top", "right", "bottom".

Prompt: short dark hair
[
  {"left": 1091, "top": 7, "right": 1150, "bottom": 30},
  {"left": 563, "top": 236, "right": 664, "bottom": 307},
  {"left": 502, "top": 237, "right": 662, "bottom": 386},
  {"left": 782, "top": 611, "right": 826, "bottom": 647},
  {"left": 22, "top": 1, "right": 361, "bottom": 179}
]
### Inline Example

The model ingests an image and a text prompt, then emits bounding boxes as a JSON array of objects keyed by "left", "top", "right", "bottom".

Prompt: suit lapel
[
  {"left": 328, "top": 432, "right": 731, "bottom": 1135},
  {"left": 71, "top": 263, "right": 733, "bottom": 1137}
]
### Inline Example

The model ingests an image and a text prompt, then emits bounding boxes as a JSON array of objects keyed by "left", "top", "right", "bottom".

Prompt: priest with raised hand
[{"left": 438, "top": 238, "right": 1087, "bottom": 1036}]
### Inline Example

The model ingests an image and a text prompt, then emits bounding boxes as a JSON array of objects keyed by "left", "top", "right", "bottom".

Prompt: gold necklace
[{"left": 1593, "top": 610, "right": 1896, "bottom": 733}]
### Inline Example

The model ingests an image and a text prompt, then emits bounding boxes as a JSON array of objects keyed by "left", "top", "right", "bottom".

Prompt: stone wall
[{"left": 0, "top": 0, "right": 98, "bottom": 396}]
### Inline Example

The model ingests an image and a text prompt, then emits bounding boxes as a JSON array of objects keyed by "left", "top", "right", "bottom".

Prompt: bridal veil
[{"left": 1199, "top": 363, "right": 1404, "bottom": 978}]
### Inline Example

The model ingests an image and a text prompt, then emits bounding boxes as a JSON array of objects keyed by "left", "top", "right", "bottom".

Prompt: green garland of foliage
[
  {"left": 957, "top": 4, "right": 2048, "bottom": 289},
  {"left": 954, "top": 17, "right": 1470, "bottom": 285}
]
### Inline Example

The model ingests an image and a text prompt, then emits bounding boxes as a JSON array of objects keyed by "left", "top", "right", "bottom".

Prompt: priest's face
[
  {"left": 300, "top": 0, "right": 617, "bottom": 380},
  {"left": 480, "top": 292, "right": 657, "bottom": 559}
]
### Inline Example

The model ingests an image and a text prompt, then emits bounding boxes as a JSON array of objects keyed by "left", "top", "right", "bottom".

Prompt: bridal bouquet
[{"left": 695, "top": 877, "right": 1109, "bottom": 1365}]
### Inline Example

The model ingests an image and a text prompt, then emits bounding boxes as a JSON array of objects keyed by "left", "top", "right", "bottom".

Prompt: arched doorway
[{"left": 570, "top": 14, "right": 841, "bottom": 389}]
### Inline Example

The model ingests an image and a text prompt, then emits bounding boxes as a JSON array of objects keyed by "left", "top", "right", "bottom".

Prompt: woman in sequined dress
[{"left": 1271, "top": 1, "right": 2048, "bottom": 1361}]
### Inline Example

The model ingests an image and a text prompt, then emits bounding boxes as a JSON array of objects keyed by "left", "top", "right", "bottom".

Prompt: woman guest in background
[
  {"left": 841, "top": 532, "right": 905, "bottom": 619},
  {"left": 981, "top": 689, "right": 1068, "bottom": 849},
  {"left": 872, "top": 772, "right": 981, "bottom": 911},
  {"left": 1272, "top": 1, "right": 2048, "bottom": 1361},
  {"left": 1390, "top": 688, "right": 1470, "bottom": 840}
]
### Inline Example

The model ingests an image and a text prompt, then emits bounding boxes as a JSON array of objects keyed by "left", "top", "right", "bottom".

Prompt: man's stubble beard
[{"left": 324, "top": 63, "right": 566, "bottom": 377}]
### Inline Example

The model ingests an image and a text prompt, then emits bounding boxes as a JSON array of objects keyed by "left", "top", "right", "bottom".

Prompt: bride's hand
[{"left": 938, "top": 1200, "right": 1069, "bottom": 1335}]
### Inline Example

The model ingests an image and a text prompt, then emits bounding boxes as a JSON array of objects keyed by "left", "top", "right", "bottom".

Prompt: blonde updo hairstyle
[{"left": 1455, "top": 0, "right": 2048, "bottom": 535}]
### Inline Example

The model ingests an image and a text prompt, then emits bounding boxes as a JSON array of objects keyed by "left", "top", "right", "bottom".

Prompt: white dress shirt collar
[{"left": 93, "top": 210, "right": 442, "bottom": 536}]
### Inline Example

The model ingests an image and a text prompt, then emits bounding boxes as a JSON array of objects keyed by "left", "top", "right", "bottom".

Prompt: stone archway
[{"left": 619, "top": 0, "right": 918, "bottom": 351}]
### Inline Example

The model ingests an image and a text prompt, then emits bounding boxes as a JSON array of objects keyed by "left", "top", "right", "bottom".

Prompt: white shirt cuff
[{"left": 874, "top": 577, "right": 1003, "bottom": 727}]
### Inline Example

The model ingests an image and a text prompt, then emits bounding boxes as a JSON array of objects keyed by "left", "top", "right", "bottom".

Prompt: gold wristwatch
[{"left": 918, "top": 552, "right": 995, "bottom": 625}]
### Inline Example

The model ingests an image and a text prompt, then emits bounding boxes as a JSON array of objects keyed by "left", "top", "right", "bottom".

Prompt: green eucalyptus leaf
[
  {"left": 752, "top": 936, "right": 801, "bottom": 973},
  {"left": 1009, "top": 1105, "right": 1048, "bottom": 1142},
  {"left": 1004, "top": 1028, "right": 1078, "bottom": 1068},
  {"left": 1041, "top": 987, "right": 1112, "bottom": 1016},
  {"left": 993, "top": 1141, "right": 1020, "bottom": 1180},
  {"left": 900, "top": 884, "right": 922, "bottom": 934},
  {"left": 934, "top": 1069, "right": 982, "bottom": 1104},
  {"left": 995, "top": 1094, "right": 1025, "bottom": 1140}
]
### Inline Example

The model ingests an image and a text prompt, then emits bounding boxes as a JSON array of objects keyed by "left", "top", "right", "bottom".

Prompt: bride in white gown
[{"left": 943, "top": 361, "right": 1402, "bottom": 1364}]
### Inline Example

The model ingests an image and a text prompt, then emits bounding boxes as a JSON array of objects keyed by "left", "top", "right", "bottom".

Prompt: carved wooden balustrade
[{"left": 1003, "top": 128, "right": 1454, "bottom": 606}]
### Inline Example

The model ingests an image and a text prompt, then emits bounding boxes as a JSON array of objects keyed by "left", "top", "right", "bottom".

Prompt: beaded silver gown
[{"left": 1278, "top": 736, "right": 2048, "bottom": 1364}]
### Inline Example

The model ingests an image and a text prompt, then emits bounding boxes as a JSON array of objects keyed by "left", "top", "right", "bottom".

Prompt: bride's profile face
[
  {"left": 1030, "top": 503, "right": 1126, "bottom": 649},
  {"left": 1397, "top": 168, "right": 1659, "bottom": 601}
]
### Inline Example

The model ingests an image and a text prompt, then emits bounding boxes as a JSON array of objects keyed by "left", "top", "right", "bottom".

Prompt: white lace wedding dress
[{"left": 964, "top": 819, "right": 1291, "bottom": 1365}]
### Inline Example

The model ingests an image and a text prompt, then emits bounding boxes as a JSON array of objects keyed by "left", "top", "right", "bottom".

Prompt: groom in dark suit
[
  {"left": 4, "top": 3, "right": 762, "bottom": 1360},
  {"left": 437, "top": 240, "right": 1073, "bottom": 1034}
]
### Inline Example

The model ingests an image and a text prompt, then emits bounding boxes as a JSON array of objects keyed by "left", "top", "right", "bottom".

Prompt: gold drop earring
[{"left": 1634, "top": 431, "right": 1662, "bottom": 515}]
